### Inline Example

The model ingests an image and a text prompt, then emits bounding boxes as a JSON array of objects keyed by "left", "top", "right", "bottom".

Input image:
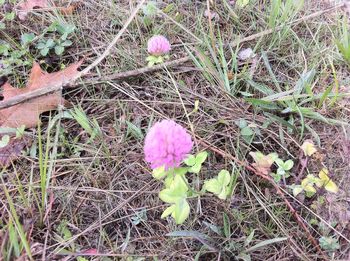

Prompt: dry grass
[{"left": 1, "top": 0, "right": 350, "bottom": 260}]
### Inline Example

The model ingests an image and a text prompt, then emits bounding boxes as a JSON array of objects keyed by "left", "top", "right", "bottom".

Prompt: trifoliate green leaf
[{"left": 204, "top": 170, "right": 231, "bottom": 200}]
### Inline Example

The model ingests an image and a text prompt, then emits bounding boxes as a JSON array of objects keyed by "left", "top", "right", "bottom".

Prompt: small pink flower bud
[{"left": 147, "top": 35, "right": 171, "bottom": 56}]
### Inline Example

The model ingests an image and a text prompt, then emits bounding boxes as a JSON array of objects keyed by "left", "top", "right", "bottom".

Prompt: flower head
[
  {"left": 144, "top": 120, "right": 193, "bottom": 170},
  {"left": 147, "top": 35, "right": 171, "bottom": 56}
]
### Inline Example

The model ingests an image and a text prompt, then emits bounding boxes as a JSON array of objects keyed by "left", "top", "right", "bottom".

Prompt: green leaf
[
  {"left": 223, "top": 213, "right": 231, "bottom": 238},
  {"left": 204, "top": 179, "right": 221, "bottom": 195},
  {"left": 189, "top": 163, "right": 202, "bottom": 174},
  {"left": 61, "top": 40, "right": 73, "bottom": 47},
  {"left": 56, "top": 23, "right": 75, "bottom": 35},
  {"left": 142, "top": 1, "right": 157, "bottom": 16},
  {"left": 284, "top": 160, "right": 294, "bottom": 170},
  {"left": 195, "top": 151, "right": 208, "bottom": 164},
  {"left": 271, "top": 173, "right": 281, "bottom": 183},
  {"left": 163, "top": 3, "right": 175, "bottom": 13},
  {"left": 36, "top": 42, "right": 46, "bottom": 49},
  {"left": 161, "top": 205, "right": 175, "bottom": 219},
  {"left": 184, "top": 155, "right": 196, "bottom": 166},
  {"left": 16, "top": 125, "right": 26, "bottom": 138},
  {"left": 21, "top": 33, "right": 35, "bottom": 46},
  {"left": 319, "top": 236, "right": 340, "bottom": 251},
  {"left": 0, "top": 135, "right": 10, "bottom": 148},
  {"left": 218, "top": 170, "right": 230, "bottom": 186},
  {"left": 45, "top": 38, "right": 55, "bottom": 48},
  {"left": 244, "top": 230, "right": 255, "bottom": 247},
  {"left": 245, "top": 237, "right": 288, "bottom": 253},
  {"left": 240, "top": 126, "right": 254, "bottom": 136},
  {"left": 5, "top": 12, "right": 15, "bottom": 20},
  {"left": 172, "top": 198, "right": 190, "bottom": 224},
  {"left": 40, "top": 48, "right": 49, "bottom": 56},
  {"left": 159, "top": 175, "right": 188, "bottom": 203},
  {"left": 292, "top": 185, "right": 303, "bottom": 197},
  {"left": 204, "top": 170, "right": 231, "bottom": 200},
  {"left": 236, "top": 119, "right": 248, "bottom": 128},
  {"left": 55, "top": 45, "right": 65, "bottom": 55}
]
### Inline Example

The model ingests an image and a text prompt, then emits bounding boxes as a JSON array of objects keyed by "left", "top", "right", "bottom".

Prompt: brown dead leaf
[
  {"left": 16, "top": 0, "right": 77, "bottom": 20},
  {"left": 0, "top": 135, "right": 29, "bottom": 167},
  {"left": 16, "top": 0, "right": 48, "bottom": 20},
  {"left": 0, "top": 61, "right": 83, "bottom": 128}
]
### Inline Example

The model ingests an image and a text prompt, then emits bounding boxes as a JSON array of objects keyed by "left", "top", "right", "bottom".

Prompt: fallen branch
[
  {"left": 0, "top": 2, "right": 344, "bottom": 111},
  {"left": 198, "top": 139, "right": 328, "bottom": 260},
  {"left": 101, "top": 56, "right": 191, "bottom": 81}
]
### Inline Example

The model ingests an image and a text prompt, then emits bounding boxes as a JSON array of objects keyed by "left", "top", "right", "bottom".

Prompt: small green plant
[
  {"left": 184, "top": 151, "right": 208, "bottom": 174},
  {"left": 141, "top": 1, "right": 158, "bottom": 26},
  {"left": 36, "top": 21, "right": 75, "bottom": 56},
  {"left": 292, "top": 169, "right": 338, "bottom": 197},
  {"left": 67, "top": 106, "right": 102, "bottom": 142},
  {"left": 203, "top": 170, "right": 231, "bottom": 200},
  {"left": 0, "top": 0, "right": 16, "bottom": 29},
  {"left": 0, "top": 42, "right": 31, "bottom": 76},
  {"left": 0, "top": 125, "right": 25, "bottom": 148},
  {"left": 235, "top": 119, "right": 261, "bottom": 144},
  {"left": 249, "top": 148, "right": 338, "bottom": 198},
  {"left": 153, "top": 151, "right": 235, "bottom": 224},
  {"left": 271, "top": 158, "right": 293, "bottom": 183},
  {"left": 319, "top": 236, "right": 340, "bottom": 252}
]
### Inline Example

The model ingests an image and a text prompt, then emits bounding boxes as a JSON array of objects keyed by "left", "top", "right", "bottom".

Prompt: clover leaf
[
  {"left": 273, "top": 159, "right": 294, "bottom": 182},
  {"left": 159, "top": 175, "right": 190, "bottom": 224},
  {"left": 204, "top": 170, "right": 231, "bottom": 200},
  {"left": 184, "top": 151, "right": 208, "bottom": 174}
]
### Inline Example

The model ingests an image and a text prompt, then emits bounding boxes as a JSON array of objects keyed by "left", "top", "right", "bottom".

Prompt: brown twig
[
  {"left": 0, "top": 2, "right": 344, "bottom": 111},
  {"left": 198, "top": 138, "right": 328, "bottom": 260}
]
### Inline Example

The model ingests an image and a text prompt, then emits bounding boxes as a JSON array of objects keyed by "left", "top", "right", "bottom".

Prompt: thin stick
[
  {"left": 101, "top": 56, "right": 191, "bottom": 81},
  {"left": 198, "top": 138, "right": 328, "bottom": 259},
  {"left": 0, "top": 2, "right": 344, "bottom": 110}
]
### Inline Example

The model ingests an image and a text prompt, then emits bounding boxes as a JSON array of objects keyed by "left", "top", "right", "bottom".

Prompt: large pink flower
[
  {"left": 147, "top": 35, "right": 171, "bottom": 56},
  {"left": 144, "top": 120, "right": 193, "bottom": 170}
]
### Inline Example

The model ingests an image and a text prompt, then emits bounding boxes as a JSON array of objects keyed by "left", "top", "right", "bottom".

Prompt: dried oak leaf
[
  {"left": 16, "top": 0, "right": 77, "bottom": 20},
  {"left": 0, "top": 61, "right": 83, "bottom": 128},
  {"left": 0, "top": 135, "right": 29, "bottom": 167}
]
